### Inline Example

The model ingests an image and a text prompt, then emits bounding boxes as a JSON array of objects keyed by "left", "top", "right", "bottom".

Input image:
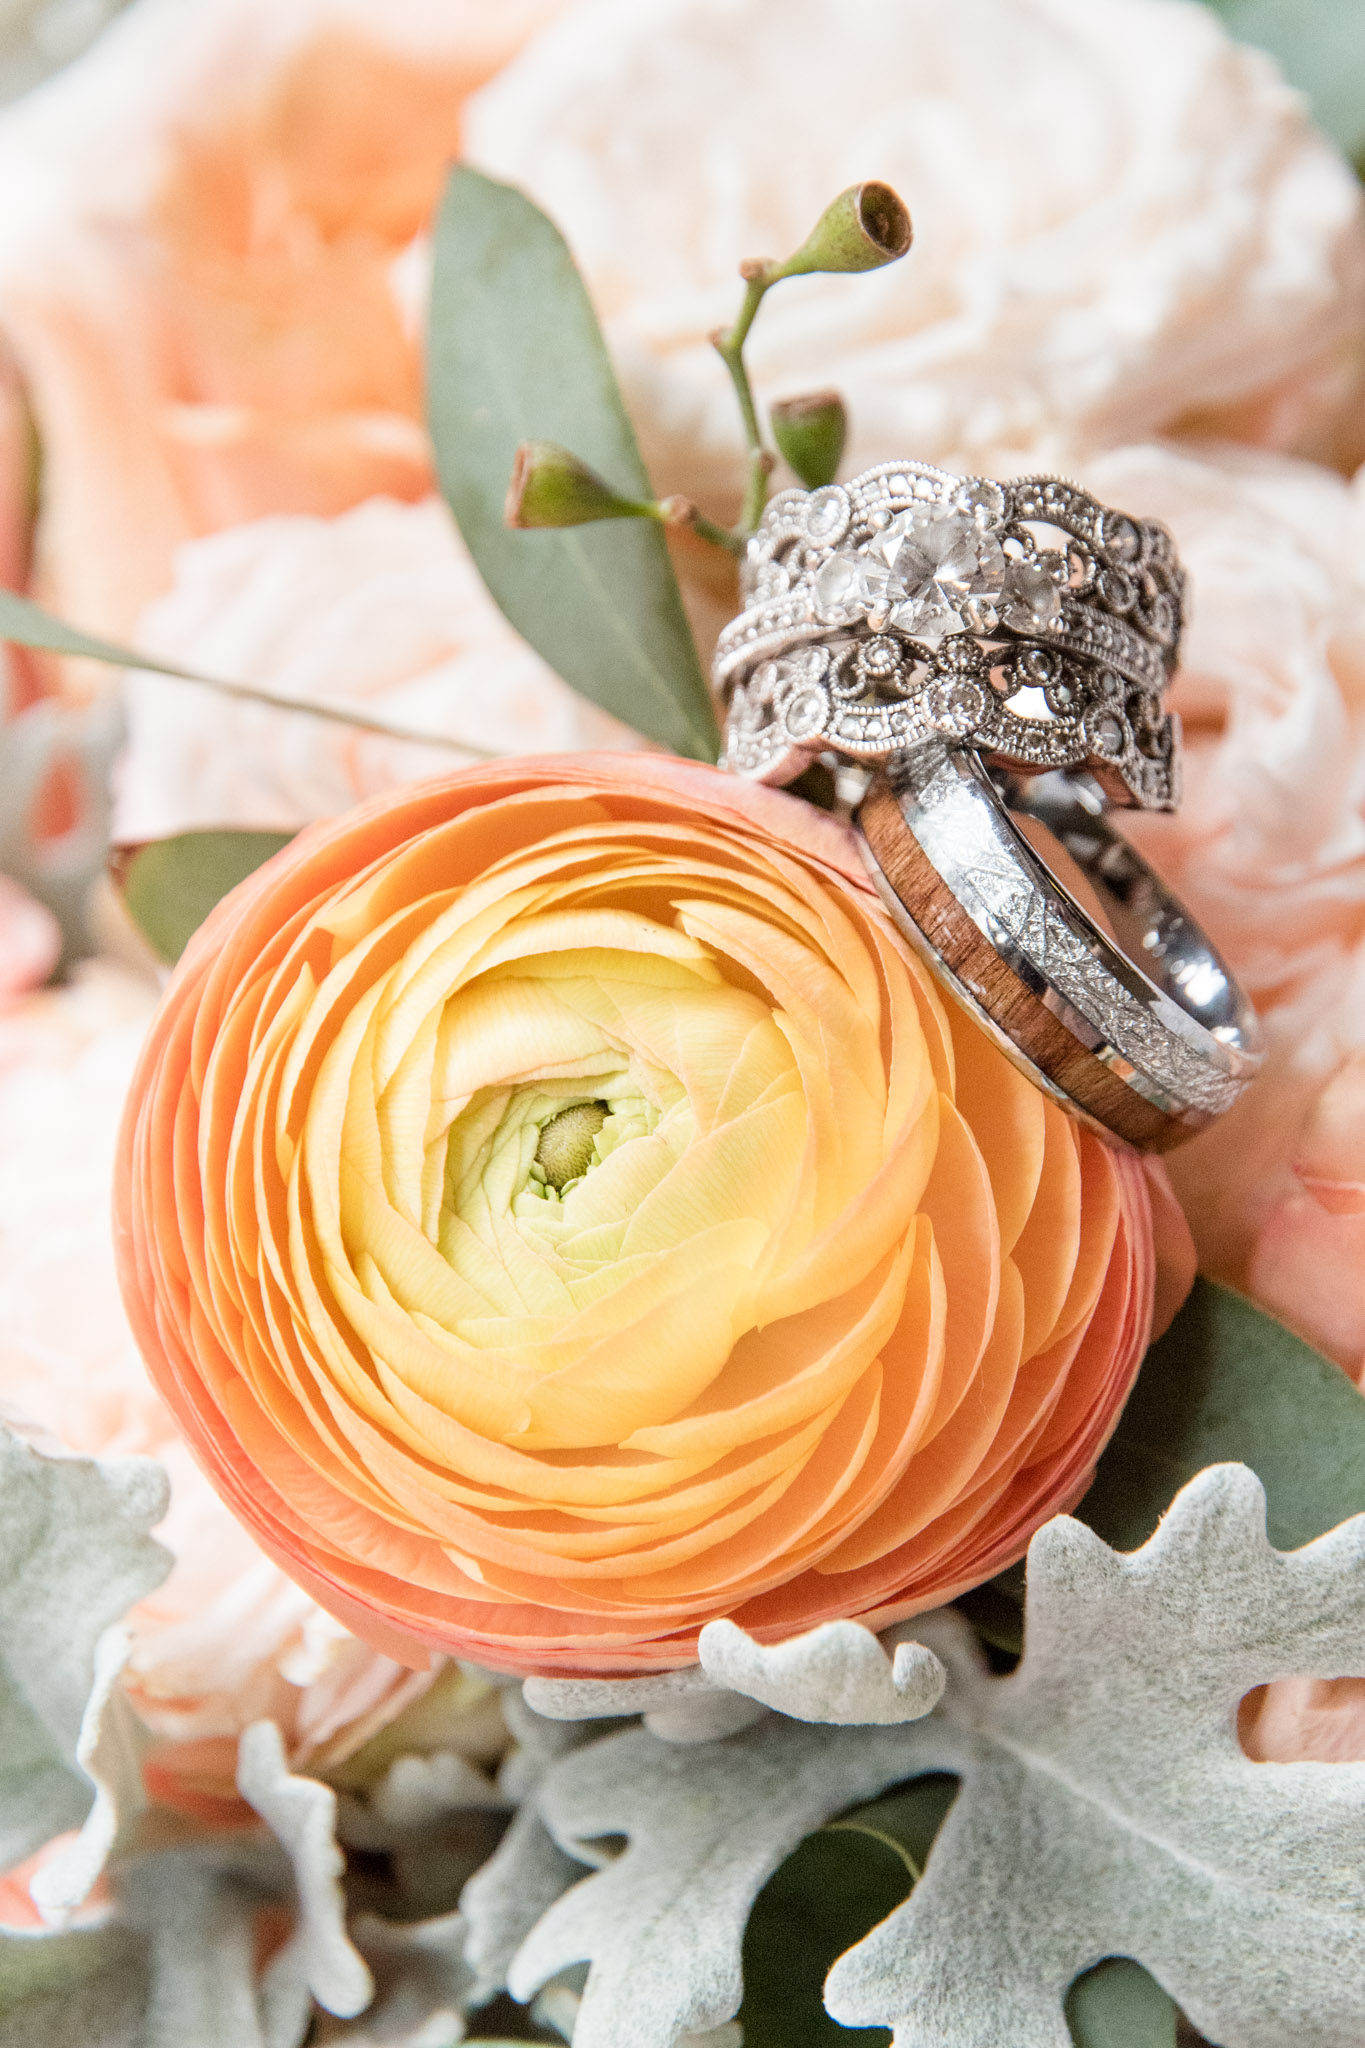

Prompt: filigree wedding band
[
  {"left": 716, "top": 460, "right": 1183, "bottom": 811},
  {"left": 857, "top": 744, "right": 1263, "bottom": 1150}
]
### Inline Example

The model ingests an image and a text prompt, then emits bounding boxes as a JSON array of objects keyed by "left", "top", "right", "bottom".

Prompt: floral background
[{"left": 2, "top": 0, "right": 1365, "bottom": 2041}]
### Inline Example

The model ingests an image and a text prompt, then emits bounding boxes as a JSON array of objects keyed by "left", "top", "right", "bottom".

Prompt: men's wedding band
[{"left": 856, "top": 743, "right": 1263, "bottom": 1151}]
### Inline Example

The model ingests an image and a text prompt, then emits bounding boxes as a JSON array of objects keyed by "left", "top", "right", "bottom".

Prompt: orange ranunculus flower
[{"left": 115, "top": 754, "right": 1171, "bottom": 1675}]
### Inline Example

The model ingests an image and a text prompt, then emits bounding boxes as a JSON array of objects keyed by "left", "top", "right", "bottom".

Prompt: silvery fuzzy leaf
[
  {"left": 0, "top": 1836, "right": 314, "bottom": 2047},
  {"left": 117, "top": 1842, "right": 290, "bottom": 2048},
  {"left": 0, "top": 1426, "right": 170, "bottom": 1877},
  {"left": 826, "top": 1464, "right": 1365, "bottom": 2048},
  {"left": 461, "top": 1695, "right": 600, "bottom": 2002},
  {"left": 460, "top": 1805, "right": 585, "bottom": 2005},
  {"left": 698, "top": 1619, "right": 944, "bottom": 1725},
  {"left": 237, "top": 1721, "right": 374, "bottom": 2024},
  {"left": 523, "top": 1617, "right": 943, "bottom": 1738},
  {"left": 508, "top": 1713, "right": 925, "bottom": 2048},
  {"left": 0, "top": 1721, "right": 390, "bottom": 2048},
  {"left": 30, "top": 1628, "right": 151, "bottom": 1920},
  {"left": 0, "top": 1921, "right": 146, "bottom": 2048},
  {"left": 522, "top": 1664, "right": 764, "bottom": 1744},
  {"left": 313, "top": 1912, "right": 473, "bottom": 2047},
  {"left": 371, "top": 1754, "right": 506, "bottom": 1835}
]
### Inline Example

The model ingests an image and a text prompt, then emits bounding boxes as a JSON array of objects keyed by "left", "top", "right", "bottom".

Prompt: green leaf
[
  {"left": 1079, "top": 1278, "right": 1365, "bottom": 1554},
  {"left": 121, "top": 830, "right": 294, "bottom": 964},
  {"left": 1066, "top": 1960, "right": 1179, "bottom": 2047},
  {"left": 1204, "top": 0, "right": 1365, "bottom": 161},
  {"left": 739, "top": 1831, "right": 908, "bottom": 2048},
  {"left": 739, "top": 1779, "right": 956, "bottom": 2048},
  {"left": 0, "top": 585, "right": 203, "bottom": 679},
  {"left": 427, "top": 166, "right": 719, "bottom": 764}
]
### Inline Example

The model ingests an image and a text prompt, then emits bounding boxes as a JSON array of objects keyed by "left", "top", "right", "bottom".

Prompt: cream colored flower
[
  {"left": 112, "top": 495, "right": 641, "bottom": 843},
  {"left": 0, "top": 0, "right": 573, "bottom": 646},
  {"left": 0, "top": 961, "right": 475, "bottom": 1801},
  {"left": 466, "top": 0, "right": 1365, "bottom": 515},
  {"left": 1072, "top": 440, "right": 1365, "bottom": 1376}
]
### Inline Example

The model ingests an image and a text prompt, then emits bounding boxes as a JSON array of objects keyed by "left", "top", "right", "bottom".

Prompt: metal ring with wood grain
[{"left": 855, "top": 741, "right": 1262, "bottom": 1151}]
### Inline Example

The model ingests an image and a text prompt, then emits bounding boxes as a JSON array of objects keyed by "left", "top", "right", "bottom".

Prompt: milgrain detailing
[{"left": 717, "top": 462, "right": 1182, "bottom": 810}]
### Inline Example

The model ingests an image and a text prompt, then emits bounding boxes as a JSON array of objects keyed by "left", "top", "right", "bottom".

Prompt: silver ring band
[
  {"left": 717, "top": 461, "right": 1183, "bottom": 811},
  {"left": 856, "top": 743, "right": 1262, "bottom": 1150}
]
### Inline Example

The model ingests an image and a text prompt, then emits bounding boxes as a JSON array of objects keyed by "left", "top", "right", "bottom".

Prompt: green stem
[
  {"left": 648, "top": 496, "right": 746, "bottom": 557},
  {"left": 713, "top": 272, "right": 768, "bottom": 452},
  {"left": 711, "top": 266, "right": 778, "bottom": 540}
]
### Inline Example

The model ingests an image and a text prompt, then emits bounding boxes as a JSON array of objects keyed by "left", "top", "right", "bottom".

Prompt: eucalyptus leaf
[
  {"left": 120, "top": 830, "right": 294, "bottom": 963},
  {"left": 427, "top": 166, "right": 719, "bottom": 763},
  {"left": 1079, "top": 1278, "right": 1365, "bottom": 1554}
]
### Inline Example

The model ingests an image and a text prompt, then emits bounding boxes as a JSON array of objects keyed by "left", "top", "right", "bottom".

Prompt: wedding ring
[
  {"left": 716, "top": 461, "right": 1183, "bottom": 811},
  {"left": 856, "top": 742, "right": 1263, "bottom": 1150}
]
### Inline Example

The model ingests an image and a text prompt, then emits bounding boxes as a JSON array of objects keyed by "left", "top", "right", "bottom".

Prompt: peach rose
[
  {"left": 0, "top": 0, "right": 572, "bottom": 647},
  {"left": 115, "top": 753, "right": 1166, "bottom": 1676},
  {"left": 1072, "top": 441, "right": 1365, "bottom": 1375},
  {"left": 0, "top": 961, "right": 451, "bottom": 1803},
  {"left": 465, "top": 0, "right": 1365, "bottom": 518},
  {"left": 1242, "top": 1677, "right": 1365, "bottom": 1766},
  {"left": 112, "top": 496, "right": 641, "bottom": 844}
]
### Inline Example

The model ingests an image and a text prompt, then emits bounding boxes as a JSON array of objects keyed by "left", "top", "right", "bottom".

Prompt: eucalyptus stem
[
  {"left": 151, "top": 667, "right": 495, "bottom": 756},
  {"left": 712, "top": 267, "right": 769, "bottom": 453},
  {"left": 710, "top": 263, "right": 779, "bottom": 541}
]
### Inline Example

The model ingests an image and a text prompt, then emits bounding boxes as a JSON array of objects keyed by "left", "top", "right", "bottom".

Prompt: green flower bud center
[{"left": 534, "top": 1100, "right": 610, "bottom": 1191}]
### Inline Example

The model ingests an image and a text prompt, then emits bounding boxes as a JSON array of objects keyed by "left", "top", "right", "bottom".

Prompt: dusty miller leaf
[
  {"left": 313, "top": 1912, "right": 473, "bottom": 2047},
  {"left": 427, "top": 167, "right": 719, "bottom": 764},
  {"left": 0, "top": 1720, "right": 389, "bottom": 2048},
  {"left": 237, "top": 1721, "right": 373, "bottom": 2024},
  {"left": 29, "top": 1627, "right": 153, "bottom": 1919},
  {"left": 0, "top": 1426, "right": 170, "bottom": 1878},
  {"left": 523, "top": 1618, "right": 943, "bottom": 1739},
  {"left": 459, "top": 1696, "right": 595, "bottom": 2001},
  {"left": 507, "top": 1714, "right": 926, "bottom": 2048},
  {"left": 827, "top": 1464, "right": 1365, "bottom": 2048}
]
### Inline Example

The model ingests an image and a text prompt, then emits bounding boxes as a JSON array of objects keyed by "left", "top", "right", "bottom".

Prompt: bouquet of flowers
[{"left": 2, "top": 2, "right": 1365, "bottom": 2044}]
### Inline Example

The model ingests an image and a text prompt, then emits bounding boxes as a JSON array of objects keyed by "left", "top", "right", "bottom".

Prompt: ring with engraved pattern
[{"left": 855, "top": 741, "right": 1262, "bottom": 1151}]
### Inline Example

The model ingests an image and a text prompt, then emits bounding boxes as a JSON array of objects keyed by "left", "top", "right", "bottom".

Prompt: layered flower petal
[{"left": 116, "top": 754, "right": 1162, "bottom": 1672}]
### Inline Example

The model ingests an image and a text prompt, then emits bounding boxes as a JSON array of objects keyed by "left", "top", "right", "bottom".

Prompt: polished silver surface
[
  {"left": 856, "top": 741, "right": 1262, "bottom": 1139},
  {"left": 718, "top": 461, "right": 1183, "bottom": 810}
]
